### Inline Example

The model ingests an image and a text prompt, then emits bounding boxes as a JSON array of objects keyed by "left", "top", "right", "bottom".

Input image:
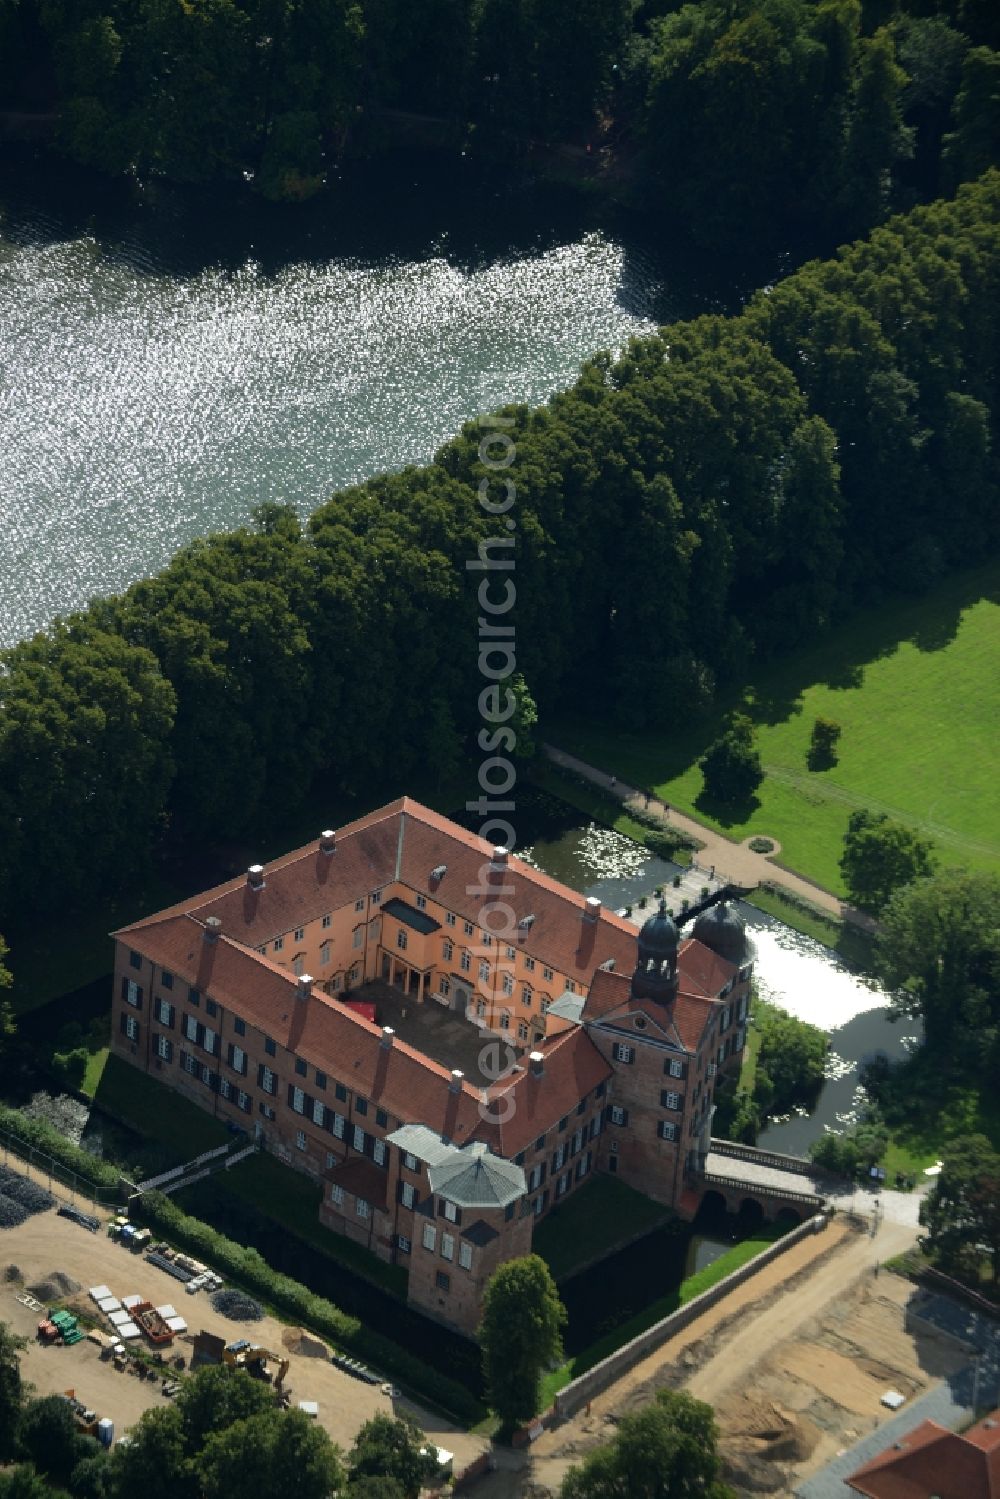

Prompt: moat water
[{"left": 519, "top": 812, "right": 916, "bottom": 1158}]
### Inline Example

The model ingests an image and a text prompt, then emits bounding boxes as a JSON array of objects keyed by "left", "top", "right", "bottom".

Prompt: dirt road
[{"left": 524, "top": 1211, "right": 919, "bottom": 1495}]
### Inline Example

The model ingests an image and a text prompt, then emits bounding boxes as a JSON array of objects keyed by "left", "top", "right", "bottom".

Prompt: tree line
[
  {"left": 0, "top": 0, "right": 997, "bottom": 240},
  {"left": 1, "top": 171, "right": 999, "bottom": 922}
]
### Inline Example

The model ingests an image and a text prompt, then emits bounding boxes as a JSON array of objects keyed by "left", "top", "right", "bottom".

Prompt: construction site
[{"left": 0, "top": 1165, "right": 488, "bottom": 1475}]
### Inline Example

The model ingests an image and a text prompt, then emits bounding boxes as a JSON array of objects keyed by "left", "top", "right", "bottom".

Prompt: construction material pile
[
  {"left": 211, "top": 1289, "right": 263, "bottom": 1322},
  {"left": 29, "top": 1271, "right": 81, "bottom": 1302},
  {"left": 0, "top": 1166, "right": 55, "bottom": 1221},
  {"left": 0, "top": 1196, "right": 28, "bottom": 1228}
]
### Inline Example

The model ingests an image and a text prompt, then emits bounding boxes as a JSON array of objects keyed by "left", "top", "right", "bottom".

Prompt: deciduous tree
[
  {"left": 479, "top": 1255, "right": 566, "bottom": 1432},
  {"left": 920, "top": 1134, "right": 1000, "bottom": 1283},
  {"left": 839, "top": 810, "right": 936, "bottom": 913},
  {"left": 560, "top": 1388, "right": 733, "bottom": 1498},
  {"left": 348, "top": 1414, "right": 436, "bottom": 1499}
]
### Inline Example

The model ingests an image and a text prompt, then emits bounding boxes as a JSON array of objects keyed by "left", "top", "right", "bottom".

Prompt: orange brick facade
[{"left": 110, "top": 798, "right": 751, "bottom": 1336}]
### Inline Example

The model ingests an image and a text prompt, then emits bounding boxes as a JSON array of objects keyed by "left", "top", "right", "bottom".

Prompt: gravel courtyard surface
[{"left": 1, "top": 1199, "right": 487, "bottom": 1469}]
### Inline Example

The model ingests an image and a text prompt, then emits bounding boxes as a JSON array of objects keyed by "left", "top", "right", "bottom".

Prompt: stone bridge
[{"left": 691, "top": 1138, "right": 831, "bottom": 1225}]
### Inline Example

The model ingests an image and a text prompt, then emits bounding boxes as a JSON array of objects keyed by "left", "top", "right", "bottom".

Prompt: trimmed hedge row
[
  {"left": 134, "top": 1191, "right": 485, "bottom": 1424},
  {"left": 0, "top": 1102, "right": 121, "bottom": 1194}
]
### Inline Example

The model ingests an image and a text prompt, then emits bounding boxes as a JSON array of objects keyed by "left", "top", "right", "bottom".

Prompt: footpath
[{"left": 543, "top": 742, "right": 876, "bottom": 931}]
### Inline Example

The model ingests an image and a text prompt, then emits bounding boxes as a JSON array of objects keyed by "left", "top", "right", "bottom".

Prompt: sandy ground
[
  {"left": 506, "top": 1210, "right": 925, "bottom": 1496},
  {"left": 0, "top": 1201, "right": 487, "bottom": 1470}
]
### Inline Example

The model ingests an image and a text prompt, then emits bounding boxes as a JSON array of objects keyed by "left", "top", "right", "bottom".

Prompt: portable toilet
[{"left": 98, "top": 1418, "right": 114, "bottom": 1448}]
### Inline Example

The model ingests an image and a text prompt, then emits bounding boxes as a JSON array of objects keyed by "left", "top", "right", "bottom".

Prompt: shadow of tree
[{"left": 694, "top": 786, "right": 763, "bottom": 827}]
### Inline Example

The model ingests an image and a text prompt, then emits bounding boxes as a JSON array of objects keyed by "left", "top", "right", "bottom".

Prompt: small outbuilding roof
[{"left": 428, "top": 1141, "right": 526, "bottom": 1210}]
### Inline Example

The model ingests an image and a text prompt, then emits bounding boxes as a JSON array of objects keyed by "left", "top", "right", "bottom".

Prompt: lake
[{"left": 0, "top": 152, "right": 777, "bottom": 648}]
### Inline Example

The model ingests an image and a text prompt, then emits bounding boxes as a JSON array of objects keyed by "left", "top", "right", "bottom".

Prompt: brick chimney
[
  {"left": 320, "top": 829, "right": 336, "bottom": 855},
  {"left": 529, "top": 1051, "right": 544, "bottom": 1078},
  {"left": 380, "top": 1026, "right": 395, "bottom": 1050},
  {"left": 583, "top": 896, "right": 602, "bottom": 923},
  {"left": 247, "top": 864, "right": 265, "bottom": 891},
  {"left": 296, "top": 974, "right": 313, "bottom": 1000},
  {"left": 449, "top": 1068, "right": 464, "bottom": 1093},
  {"left": 204, "top": 916, "right": 222, "bottom": 943}
]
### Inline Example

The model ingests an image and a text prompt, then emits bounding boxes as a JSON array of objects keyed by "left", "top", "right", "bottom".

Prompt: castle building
[{"left": 111, "top": 797, "right": 752, "bottom": 1335}]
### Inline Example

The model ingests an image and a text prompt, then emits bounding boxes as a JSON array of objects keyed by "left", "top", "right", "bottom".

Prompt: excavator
[{"left": 221, "top": 1339, "right": 289, "bottom": 1393}]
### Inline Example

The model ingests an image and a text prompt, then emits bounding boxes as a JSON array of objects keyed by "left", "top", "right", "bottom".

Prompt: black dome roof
[
  {"left": 638, "top": 899, "right": 679, "bottom": 956},
  {"left": 692, "top": 900, "right": 749, "bottom": 965}
]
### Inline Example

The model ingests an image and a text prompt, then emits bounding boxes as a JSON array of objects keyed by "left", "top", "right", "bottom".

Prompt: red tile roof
[
  {"left": 475, "top": 1026, "right": 613, "bottom": 1158},
  {"left": 584, "top": 966, "right": 718, "bottom": 1053},
  {"left": 116, "top": 798, "right": 639, "bottom": 990},
  {"left": 847, "top": 1410, "right": 1000, "bottom": 1499},
  {"left": 677, "top": 937, "right": 739, "bottom": 999},
  {"left": 124, "top": 913, "right": 487, "bottom": 1145},
  {"left": 122, "top": 912, "right": 612, "bottom": 1162}
]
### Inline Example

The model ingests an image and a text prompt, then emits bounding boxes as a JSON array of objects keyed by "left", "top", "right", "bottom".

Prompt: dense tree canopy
[
  {"left": 876, "top": 869, "right": 1000, "bottom": 1052},
  {"left": 560, "top": 1388, "right": 733, "bottom": 1498},
  {"left": 479, "top": 1254, "right": 566, "bottom": 1430},
  {"left": 0, "top": 174, "right": 998, "bottom": 921},
  {"left": 0, "top": 0, "right": 996, "bottom": 237},
  {"left": 699, "top": 714, "right": 764, "bottom": 806},
  {"left": 839, "top": 809, "right": 937, "bottom": 912},
  {"left": 754, "top": 1000, "right": 829, "bottom": 1118},
  {"left": 920, "top": 1133, "right": 1000, "bottom": 1281},
  {"left": 347, "top": 1414, "right": 437, "bottom": 1499}
]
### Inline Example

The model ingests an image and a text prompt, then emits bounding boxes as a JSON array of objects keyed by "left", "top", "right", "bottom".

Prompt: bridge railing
[
  {"left": 701, "top": 1169, "right": 823, "bottom": 1208},
  {"left": 709, "top": 1137, "right": 816, "bottom": 1177}
]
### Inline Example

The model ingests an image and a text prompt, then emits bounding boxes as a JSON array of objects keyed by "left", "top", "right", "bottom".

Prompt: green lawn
[
  {"left": 539, "top": 1222, "right": 790, "bottom": 1408},
  {"left": 532, "top": 1175, "right": 673, "bottom": 1282},
  {"left": 555, "top": 563, "right": 1000, "bottom": 895}
]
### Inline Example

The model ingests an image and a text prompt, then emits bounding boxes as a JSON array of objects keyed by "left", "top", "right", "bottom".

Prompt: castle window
[
  {"left": 659, "top": 1121, "right": 677, "bottom": 1141},
  {"left": 355, "top": 898, "right": 365, "bottom": 912},
  {"left": 441, "top": 1233, "right": 454, "bottom": 1262},
  {"left": 400, "top": 1182, "right": 415, "bottom": 1209},
  {"left": 416, "top": 895, "right": 427, "bottom": 910},
  {"left": 436, "top": 1271, "right": 450, "bottom": 1291},
  {"left": 610, "top": 1106, "right": 628, "bottom": 1126},
  {"left": 356, "top": 1198, "right": 370, "bottom": 1219},
  {"left": 155, "top": 1034, "right": 172, "bottom": 1062},
  {"left": 499, "top": 1010, "right": 510, "bottom": 1031},
  {"left": 522, "top": 985, "right": 533, "bottom": 1007},
  {"left": 295, "top": 1058, "right": 307, "bottom": 1076},
  {"left": 397, "top": 929, "right": 408, "bottom": 951},
  {"left": 459, "top": 1242, "right": 473, "bottom": 1271},
  {"left": 234, "top": 1018, "right": 246, "bottom": 1036},
  {"left": 330, "top": 1184, "right": 344, "bottom": 1207},
  {"left": 372, "top": 889, "right": 382, "bottom": 904},
  {"left": 464, "top": 920, "right": 474, "bottom": 936},
  {"left": 397, "top": 1235, "right": 411, "bottom": 1254},
  {"left": 129, "top": 950, "right": 142, "bottom": 971},
  {"left": 265, "top": 1037, "right": 276, "bottom": 1056},
  {"left": 352, "top": 928, "right": 363, "bottom": 948},
  {"left": 403, "top": 1152, "right": 418, "bottom": 1172},
  {"left": 612, "top": 1043, "right": 634, "bottom": 1064},
  {"left": 662, "top": 1091, "right": 681, "bottom": 1111},
  {"left": 322, "top": 913, "right": 331, "bottom": 929},
  {"left": 667, "top": 1058, "right": 684, "bottom": 1079},
  {"left": 443, "top": 1199, "right": 458, "bottom": 1223},
  {"left": 479, "top": 960, "right": 490, "bottom": 983},
  {"left": 161, "top": 970, "right": 173, "bottom": 990},
  {"left": 422, "top": 1224, "right": 436, "bottom": 1252},
  {"left": 443, "top": 939, "right": 453, "bottom": 961},
  {"left": 274, "top": 937, "right": 284, "bottom": 952},
  {"left": 502, "top": 973, "right": 514, "bottom": 997},
  {"left": 320, "top": 942, "right": 330, "bottom": 966},
  {"left": 524, "top": 957, "right": 536, "bottom": 972},
  {"left": 461, "top": 951, "right": 472, "bottom": 973},
  {"left": 543, "top": 967, "right": 554, "bottom": 981},
  {"left": 296, "top": 1130, "right": 307, "bottom": 1151},
  {"left": 446, "top": 912, "right": 456, "bottom": 926},
  {"left": 517, "top": 1021, "right": 528, "bottom": 1041},
  {"left": 294, "top": 927, "right": 305, "bottom": 942},
  {"left": 293, "top": 955, "right": 305, "bottom": 976}
]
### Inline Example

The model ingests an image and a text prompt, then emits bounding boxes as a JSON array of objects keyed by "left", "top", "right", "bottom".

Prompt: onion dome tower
[
  {"left": 691, "top": 900, "right": 750, "bottom": 966},
  {"left": 631, "top": 898, "right": 679, "bottom": 1004}
]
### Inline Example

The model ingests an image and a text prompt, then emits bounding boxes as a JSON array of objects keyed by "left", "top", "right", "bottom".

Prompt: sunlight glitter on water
[{"left": 0, "top": 231, "right": 656, "bottom": 645}]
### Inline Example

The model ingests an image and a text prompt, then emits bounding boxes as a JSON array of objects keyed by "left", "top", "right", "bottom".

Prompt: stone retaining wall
[{"left": 552, "top": 1211, "right": 829, "bottom": 1419}]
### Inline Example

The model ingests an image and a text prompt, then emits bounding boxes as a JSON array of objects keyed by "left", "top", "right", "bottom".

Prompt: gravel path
[{"left": 543, "top": 743, "right": 876, "bottom": 929}]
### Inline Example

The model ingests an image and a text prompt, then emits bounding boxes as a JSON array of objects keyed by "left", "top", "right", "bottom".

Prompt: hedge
[
  {"left": 134, "top": 1191, "right": 485, "bottom": 1424},
  {"left": 0, "top": 1102, "right": 121, "bottom": 1194}
]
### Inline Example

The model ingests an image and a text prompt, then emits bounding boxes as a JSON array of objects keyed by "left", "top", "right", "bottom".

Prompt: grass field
[
  {"left": 532, "top": 1175, "right": 672, "bottom": 1281},
  {"left": 556, "top": 564, "right": 1000, "bottom": 895}
]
